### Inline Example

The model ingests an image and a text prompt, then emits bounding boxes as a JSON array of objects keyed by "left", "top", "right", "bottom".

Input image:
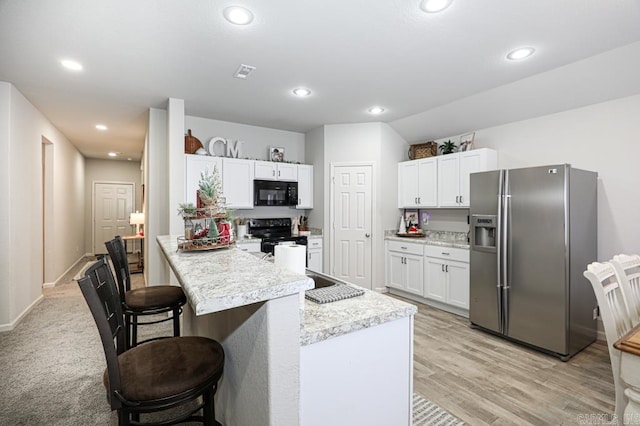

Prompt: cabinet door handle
[
  {"left": 365, "top": 233, "right": 370, "bottom": 238},
  {"left": 418, "top": 197, "right": 421, "bottom": 204},
  {"left": 278, "top": 170, "right": 281, "bottom": 177},
  {"left": 441, "top": 264, "right": 444, "bottom": 272},
  {"left": 442, "top": 252, "right": 450, "bottom": 256},
  {"left": 272, "top": 169, "right": 275, "bottom": 177},
  {"left": 460, "top": 195, "right": 463, "bottom": 204},
  {"left": 401, "top": 246, "right": 407, "bottom": 250},
  {"left": 446, "top": 265, "right": 449, "bottom": 272}
]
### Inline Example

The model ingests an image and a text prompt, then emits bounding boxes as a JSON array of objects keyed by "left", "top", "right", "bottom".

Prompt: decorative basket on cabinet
[{"left": 408, "top": 141, "right": 437, "bottom": 160}]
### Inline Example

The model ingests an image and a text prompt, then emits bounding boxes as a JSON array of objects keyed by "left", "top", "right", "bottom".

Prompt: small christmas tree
[{"left": 198, "top": 165, "right": 226, "bottom": 214}]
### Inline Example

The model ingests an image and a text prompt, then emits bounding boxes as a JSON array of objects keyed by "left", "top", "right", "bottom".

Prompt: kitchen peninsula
[{"left": 157, "top": 235, "right": 416, "bottom": 426}]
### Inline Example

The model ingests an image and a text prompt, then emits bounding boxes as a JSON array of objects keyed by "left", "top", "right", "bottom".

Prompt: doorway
[
  {"left": 93, "top": 182, "right": 134, "bottom": 254},
  {"left": 330, "top": 163, "right": 374, "bottom": 289}
]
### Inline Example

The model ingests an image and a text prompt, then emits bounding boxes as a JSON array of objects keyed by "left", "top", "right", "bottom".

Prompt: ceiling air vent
[{"left": 234, "top": 64, "right": 256, "bottom": 79}]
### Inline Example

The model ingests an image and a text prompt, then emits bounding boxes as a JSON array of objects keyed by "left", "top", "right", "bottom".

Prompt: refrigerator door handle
[
  {"left": 502, "top": 173, "right": 511, "bottom": 335},
  {"left": 496, "top": 171, "right": 505, "bottom": 334}
]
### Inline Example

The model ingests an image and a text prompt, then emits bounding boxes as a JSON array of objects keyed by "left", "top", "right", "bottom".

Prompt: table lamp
[{"left": 130, "top": 211, "right": 145, "bottom": 236}]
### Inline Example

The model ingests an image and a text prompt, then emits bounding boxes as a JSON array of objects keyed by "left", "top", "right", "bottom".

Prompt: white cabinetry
[
  {"left": 296, "top": 164, "right": 313, "bottom": 209},
  {"left": 307, "top": 237, "right": 323, "bottom": 272},
  {"left": 222, "top": 158, "right": 254, "bottom": 209},
  {"left": 424, "top": 246, "right": 469, "bottom": 310},
  {"left": 398, "top": 158, "right": 437, "bottom": 208},
  {"left": 254, "top": 161, "right": 298, "bottom": 181},
  {"left": 437, "top": 148, "right": 497, "bottom": 207},
  {"left": 185, "top": 154, "right": 223, "bottom": 205},
  {"left": 385, "top": 240, "right": 424, "bottom": 296},
  {"left": 237, "top": 241, "right": 261, "bottom": 253}
]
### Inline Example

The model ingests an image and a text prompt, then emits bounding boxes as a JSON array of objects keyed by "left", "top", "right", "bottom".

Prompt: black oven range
[{"left": 247, "top": 218, "right": 308, "bottom": 254}]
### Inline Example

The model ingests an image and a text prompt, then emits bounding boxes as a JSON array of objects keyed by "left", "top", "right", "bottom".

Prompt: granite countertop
[
  {"left": 300, "top": 276, "right": 417, "bottom": 346},
  {"left": 385, "top": 230, "right": 470, "bottom": 249},
  {"left": 156, "top": 235, "right": 313, "bottom": 315}
]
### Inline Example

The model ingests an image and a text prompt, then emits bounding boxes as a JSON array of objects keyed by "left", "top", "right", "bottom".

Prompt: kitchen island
[{"left": 157, "top": 235, "right": 416, "bottom": 426}]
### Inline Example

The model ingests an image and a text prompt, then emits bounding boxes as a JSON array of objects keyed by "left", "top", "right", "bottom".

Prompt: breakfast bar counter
[{"left": 157, "top": 235, "right": 415, "bottom": 426}]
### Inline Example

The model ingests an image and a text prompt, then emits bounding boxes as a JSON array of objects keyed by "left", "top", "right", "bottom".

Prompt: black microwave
[{"left": 254, "top": 180, "right": 298, "bottom": 206}]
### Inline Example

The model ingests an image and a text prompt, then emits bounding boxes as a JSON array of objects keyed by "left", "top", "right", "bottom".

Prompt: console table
[{"left": 122, "top": 234, "right": 144, "bottom": 274}]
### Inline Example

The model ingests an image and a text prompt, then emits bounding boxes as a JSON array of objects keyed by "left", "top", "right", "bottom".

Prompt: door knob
[{"left": 365, "top": 233, "right": 370, "bottom": 238}]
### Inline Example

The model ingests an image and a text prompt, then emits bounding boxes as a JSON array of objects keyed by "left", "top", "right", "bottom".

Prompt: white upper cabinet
[
  {"left": 397, "top": 157, "right": 437, "bottom": 208},
  {"left": 185, "top": 154, "right": 223, "bottom": 205},
  {"left": 254, "top": 161, "right": 298, "bottom": 181},
  {"left": 223, "top": 158, "right": 255, "bottom": 209},
  {"left": 437, "top": 148, "right": 497, "bottom": 208},
  {"left": 296, "top": 164, "right": 313, "bottom": 209}
]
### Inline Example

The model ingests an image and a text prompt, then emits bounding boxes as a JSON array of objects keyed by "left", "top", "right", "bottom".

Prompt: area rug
[{"left": 413, "top": 393, "right": 465, "bottom": 426}]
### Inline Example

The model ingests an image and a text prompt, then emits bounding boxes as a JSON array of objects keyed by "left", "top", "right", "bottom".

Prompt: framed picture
[
  {"left": 270, "top": 147, "right": 285, "bottom": 162},
  {"left": 459, "top": 132, "right": 475, "bottom": 152},
  {"left": 404, "top": 210, "right": 418, "bottom": 227}
]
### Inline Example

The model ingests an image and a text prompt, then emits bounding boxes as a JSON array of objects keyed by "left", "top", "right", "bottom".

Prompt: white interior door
[
  {"left": 93, "top": 182, "right": 134, "bottom": 254},
  {"left": 332, "top": 165, "right": 373, "bottom": 289}
]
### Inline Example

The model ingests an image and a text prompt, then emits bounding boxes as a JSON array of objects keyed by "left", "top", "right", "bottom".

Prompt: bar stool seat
[
  {"left": 105, "top": 336, "right": 224, "bottom": 402},
  {"left": 124, "top": 286, "right": 186, "bottom": 311}
]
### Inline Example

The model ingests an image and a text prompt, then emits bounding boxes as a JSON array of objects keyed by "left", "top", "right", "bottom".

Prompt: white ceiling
[{"left": 1, "top": 0, "right": 640, "bottom": 161}]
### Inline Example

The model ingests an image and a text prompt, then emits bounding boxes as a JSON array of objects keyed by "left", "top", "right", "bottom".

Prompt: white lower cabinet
[
  {"left": 307, "top": 237, "right": 323, "bottom": 272},
  {"left": 237, "top": 241, "right": 261, "bottom": 253},
  {"left": 424, "top": 246, "right": 470, "bottom": 310},
  {"left": 385, "top": 241, "right": 470, "bottom": 316},
  {"left": 385, "top": 241, "right": 424, "bottom": 296}
]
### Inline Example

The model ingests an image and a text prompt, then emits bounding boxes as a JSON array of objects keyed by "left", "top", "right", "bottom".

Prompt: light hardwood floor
[{"left": 404, "top": 297, "right": 615, "bottom": 425}]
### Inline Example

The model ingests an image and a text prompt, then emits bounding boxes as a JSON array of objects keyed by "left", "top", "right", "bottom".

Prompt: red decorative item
[{"left": 218, "top": 222, "right": 230, "bottom": 243}]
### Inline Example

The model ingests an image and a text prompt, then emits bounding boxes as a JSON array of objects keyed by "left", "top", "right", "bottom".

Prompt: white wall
[
  {"left": 305, "top": 126, "right": 325, "bottom": 229},
  {"left": 474, "top": 93, "right": 640, "bottom": 260},
  {"left": 145, "top": 108, "right": 170, "bottom": 287},
  {"left": 0, "top": 83, "right": 11, "bottom": 327},
  {"left": 0, "top": 82, "right": 85, "bottom": 331},
  {"left": 84, "top": 158, "right": 142, "bottom": 253},
  {"left": 318, "top": 123, "right": 407, "bottom": 288},
  {"left": 185, "top": 115, "right": 305, "bottom": 163}
]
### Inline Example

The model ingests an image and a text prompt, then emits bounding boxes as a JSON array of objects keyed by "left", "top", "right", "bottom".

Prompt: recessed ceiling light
[
  {"left": 292, "top": 88, "right": 311, "bottom": 97},
  {"left": 506, "top": 47, "right": 535, "bottom": 60},
  {"left": 223, "top": 6, "right": 254, "bottom": 25},
  {"left": 108, "top": 152, "right": 118, "bottom": 157},
  {"left": 60, "top": 59, "right": 83, "bottom": 71},
  {"left": 95, "top": 124, "right": 108, "bottom": 131},
  {"left": 420, "top": 0, "right": 453, "bottom": 13},
  {"left": 368, "top": 106, "right": 385, "bottom": 115}
]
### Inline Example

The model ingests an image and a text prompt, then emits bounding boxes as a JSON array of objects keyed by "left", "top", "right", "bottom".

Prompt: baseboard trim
[
  {"left": 42, "top": 255, "right": 87, "bottom": 288},
  {"left": 0, "top": 294, "right": 44, "bottom": 332}
]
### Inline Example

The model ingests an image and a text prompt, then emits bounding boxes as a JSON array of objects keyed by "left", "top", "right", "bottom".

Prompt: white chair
[
  {"left": 584, "top": 261, "right": 635, "bottom": 424},
  {"left": 611, "top": 254, "right": 640, "bottom": 326}
]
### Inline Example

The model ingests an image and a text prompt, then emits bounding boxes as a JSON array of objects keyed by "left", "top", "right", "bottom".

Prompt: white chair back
[
  {"left": 611, "top": 254, "right": 640, "bottom": 326},
  {"left": 584, "top": 261, "right": 635, "bottom": 424}
]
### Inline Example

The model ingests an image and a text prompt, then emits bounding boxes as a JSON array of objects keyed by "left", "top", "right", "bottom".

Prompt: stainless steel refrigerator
[{"left": 469, "top": 164, "right": 598, "bottom": 360}]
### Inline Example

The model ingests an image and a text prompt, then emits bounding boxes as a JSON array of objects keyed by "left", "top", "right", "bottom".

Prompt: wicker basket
[
  {"left": 408, "top": 141, "right": 437, "bottom": 160},
  {"left": 184, "top": 129, "right": 203, "bottom": 154}
]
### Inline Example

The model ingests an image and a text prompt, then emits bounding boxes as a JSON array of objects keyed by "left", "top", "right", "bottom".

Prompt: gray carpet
[{"left": 0, "top": 261, "right": 464, "bottom": 425}]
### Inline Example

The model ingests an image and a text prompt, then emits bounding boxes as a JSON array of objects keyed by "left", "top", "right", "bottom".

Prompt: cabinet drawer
[
  {"left": 424, "top": 245, "right": 469, "bottom": 262},
  {"left": 387, "top": 240, "right": 424, "bottom": 256},
  {"left": 307, "top": 238, "right": 323, "bottom": 249}
]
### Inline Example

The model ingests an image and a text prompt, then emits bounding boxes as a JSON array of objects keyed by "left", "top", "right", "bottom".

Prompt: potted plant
[{"left": 438, "top": 140, "right": 458, "bottom": 155}]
